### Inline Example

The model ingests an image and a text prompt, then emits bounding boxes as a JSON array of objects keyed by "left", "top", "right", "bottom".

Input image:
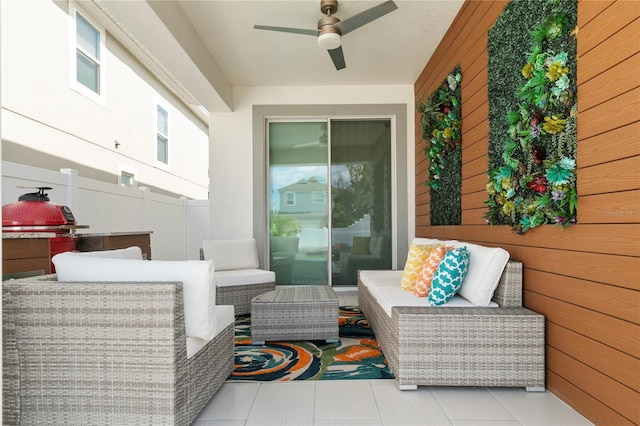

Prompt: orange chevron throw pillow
[{"left": 413, "top": 246, "right": 453, "bottom": 297}]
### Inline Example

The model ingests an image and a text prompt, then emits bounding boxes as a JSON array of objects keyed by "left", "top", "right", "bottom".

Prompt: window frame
[
  {"left": 312, "top": 190, "right": 326, "bottom": 204},
  {"left": 118, "top": 165, "right": 138, "bottom": 189},
  {"left": 154, "top": 100, "right": 170, "bottom": 169},
  {"left": 68, "top": 4, "right": 106, "bottom": 105},
  {"left": 285, "top": 191, "right": 296, "bottom": 206}
]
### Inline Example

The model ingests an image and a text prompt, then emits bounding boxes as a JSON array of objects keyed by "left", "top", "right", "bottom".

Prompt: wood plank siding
[{"left": 413, "top": 1, "right": 640, "bottom": 425}]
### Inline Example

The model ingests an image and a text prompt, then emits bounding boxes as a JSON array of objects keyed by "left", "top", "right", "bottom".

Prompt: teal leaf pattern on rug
[{"left": 230, "top": 306, "right": 394, "bottom": 382}]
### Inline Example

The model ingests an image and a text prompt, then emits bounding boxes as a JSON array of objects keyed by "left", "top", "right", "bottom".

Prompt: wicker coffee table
[{"left": 251, "top": 285, "right": 339, "bottom": 344}]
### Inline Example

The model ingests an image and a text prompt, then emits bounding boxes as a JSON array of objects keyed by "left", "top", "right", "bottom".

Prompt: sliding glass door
[{"left": 267, "top": 119, "right": 391, "bottom": 286}]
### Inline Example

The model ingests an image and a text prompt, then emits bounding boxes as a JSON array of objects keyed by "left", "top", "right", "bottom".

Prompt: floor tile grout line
[
  {"left": 486, "top": 388, "right": 526, "bottom": 426},
  {"left": 244, "top": 382, "right": 261, "bottom": 425},
  {"left": 427, "top": 386, "right": 455, "bottom": 426},
  {"left": 369, "top": 379, "right": 385, "bottom": 425},
  {"left": 312, "top": 381, "right": 317, "bottom": 426}
]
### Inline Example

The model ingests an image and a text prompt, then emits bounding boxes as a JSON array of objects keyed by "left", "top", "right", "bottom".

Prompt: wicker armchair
[
  {"left": 358, "top": 261, "right": 546, "bottom": 391},
  {"left": 3, "top": 274, "right": 234, "bottom": 425},
  {"left": 201, "top": 239, "right": 275, "bottom": 315}
]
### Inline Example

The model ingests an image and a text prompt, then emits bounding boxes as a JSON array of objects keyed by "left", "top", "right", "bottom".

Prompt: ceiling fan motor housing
[
  {"left": 318, "top": 15, "right": 340, "bottom": 35},
  {"left": 320, "top": 0, "right": 338, "bottom": 15}
]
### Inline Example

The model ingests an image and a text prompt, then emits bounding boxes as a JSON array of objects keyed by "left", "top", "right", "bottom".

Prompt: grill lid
[{"left": 2, "top": 186, "right": 76, "bottom": 228}]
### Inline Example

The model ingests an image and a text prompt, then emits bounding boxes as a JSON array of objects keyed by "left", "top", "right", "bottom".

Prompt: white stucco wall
[
  {"left": 1, "top": 0, "right": 209, "bottom": 199},
  {"left": 209, "top": 85, "right": 416, "bottom": 242}
]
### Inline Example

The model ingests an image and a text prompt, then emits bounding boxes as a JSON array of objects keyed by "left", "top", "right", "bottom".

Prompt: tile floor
[{"left": 192, "top": 292, "right": 593, "bottom": 426}]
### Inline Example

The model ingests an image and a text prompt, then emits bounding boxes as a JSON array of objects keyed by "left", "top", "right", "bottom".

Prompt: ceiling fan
[{"left": 254, "top": 0, "right": 398, "bottom": 71}]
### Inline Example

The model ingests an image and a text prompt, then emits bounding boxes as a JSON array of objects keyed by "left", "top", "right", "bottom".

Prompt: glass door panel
[
  {"left": 268, "top": 121, "right": 329, "bottom": 285},
  {"left": 267, "top": 119, "right": 392, "bottom": 286},
  {"left": 331, "top": 120, "right": 392, "bottom": 285}
]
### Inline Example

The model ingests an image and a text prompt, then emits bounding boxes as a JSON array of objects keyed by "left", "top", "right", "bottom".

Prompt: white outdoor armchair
[{"left": 202, "top": 238, "right": 276, "bottom": 315}]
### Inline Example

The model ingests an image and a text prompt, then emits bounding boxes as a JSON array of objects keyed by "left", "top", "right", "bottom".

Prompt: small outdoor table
[{"left": 250, "top": 285, "right": 339, "bottom": 344}]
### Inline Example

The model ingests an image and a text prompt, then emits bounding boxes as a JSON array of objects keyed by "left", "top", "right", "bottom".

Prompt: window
[
  {"left": 312, "top": 191, "right": 326, "bottom": 204},
  {"left": 118, "top": 165, "right": 138, "bottom": 188},
  {"left": 156, "top": 104, "right": 169, "bottom": 166},
  {"left": 285, "top": 192, "right": 295, "bottom": 206},
  {"left": 120, "top": 172, "right": 135, "bottom": 188},
  {"left": 69, "top": 5, "right": 105, "bottom": 103}
]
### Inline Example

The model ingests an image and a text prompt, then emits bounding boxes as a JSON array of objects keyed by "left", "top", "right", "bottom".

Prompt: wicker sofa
[
  {"left": 358, "top": 239, "right": 545, "bottom": 391},
  {"left": 3, "top": 273, "right": 234, "bottom": 425}
]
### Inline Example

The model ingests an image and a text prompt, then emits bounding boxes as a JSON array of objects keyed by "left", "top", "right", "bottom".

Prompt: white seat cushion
[
  {"left": 186, "top": 304, "right": 234, "bottom": 358},
  {"left": 52, "top": 254, "right": 217, "bottom": 341},
  {"left": 359, "top": 270, "right": 403, "bottom": 289},
  {"left": 215, "top": 269, "right": 275, "bottom": 287}
]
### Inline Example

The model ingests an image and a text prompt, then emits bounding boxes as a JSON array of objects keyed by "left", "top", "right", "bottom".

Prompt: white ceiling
[{"left": 175, "top": 0, "right": 464, "bottom": 87}]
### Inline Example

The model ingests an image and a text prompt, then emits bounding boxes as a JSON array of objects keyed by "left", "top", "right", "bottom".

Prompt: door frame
[{"left": 252, "top": 104, "right": 409, "bottom": 284}]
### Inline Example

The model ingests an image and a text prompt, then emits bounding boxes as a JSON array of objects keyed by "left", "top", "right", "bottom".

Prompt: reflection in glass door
[
  {"left": 268, "top": 121, "right": 329, "bottom": 285},
  {"left": 267, "top": 119, "right": 392, "bottom": 286},
  {"left": 330, "top": 120, "right": 392, "bottom": 286}
]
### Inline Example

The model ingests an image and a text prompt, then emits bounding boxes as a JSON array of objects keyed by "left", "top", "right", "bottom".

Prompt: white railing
[{"left": 2, "top": 161, "right": 209, "bottom": 260}]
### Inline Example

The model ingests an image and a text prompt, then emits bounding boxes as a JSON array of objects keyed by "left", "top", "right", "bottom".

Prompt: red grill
[
  {"left": 2, "top": 187, "right": 77, "bottom": 232},
  {"left": 3, "top": 187, "right": 88, "bottom": 272}
]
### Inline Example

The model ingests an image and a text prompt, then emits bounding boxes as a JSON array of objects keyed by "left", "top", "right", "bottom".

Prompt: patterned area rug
[{"left": 228, "top": 306, "right": 394, "bottom": 382}]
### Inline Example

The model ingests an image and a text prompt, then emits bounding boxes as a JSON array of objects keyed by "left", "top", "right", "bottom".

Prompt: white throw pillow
[
  {"left": 454, "top": 242, "right": 510, "bottom": 307},
  {"left": 202, "top": 239, "right": 259, "bottom": 271},
  {"left": 411, "top": 237, "right": 459, "bottom": 247},
  {"left": 52, "top": 253, "right": 216, "bottom": 341},
  {"left": 67, "top": 246, "right": 143, "bottom": 260}
]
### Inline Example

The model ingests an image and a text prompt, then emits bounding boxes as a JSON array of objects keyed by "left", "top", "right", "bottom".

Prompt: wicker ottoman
[{"left": 251, "top": 285, "right": 339, "bottom": 344}]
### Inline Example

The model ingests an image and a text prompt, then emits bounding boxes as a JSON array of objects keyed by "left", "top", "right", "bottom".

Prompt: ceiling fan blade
[
  {"left": 253, "top": 25, "right": 317, "bottom": 37},
  {"left": 293, "top": 140, "right": 325, "bottom": 148},
  {"left": 328, "top": 46, "right": 346, "bottom": 70},
  {"left": 336, "top": 1, "right": 398, "bottom": 35}
]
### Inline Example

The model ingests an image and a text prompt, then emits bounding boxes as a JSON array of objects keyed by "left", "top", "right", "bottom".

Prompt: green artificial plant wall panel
[
  {"left": 418, "top": 65, "right": 462, "bottom": 226},
  {"left": 485, "top": 0, "right": 577, "bottom": 234}
]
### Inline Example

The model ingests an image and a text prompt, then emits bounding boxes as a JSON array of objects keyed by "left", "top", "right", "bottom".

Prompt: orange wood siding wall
[{"left": 413, "top": 1, "right": 639, "bottom": 425}]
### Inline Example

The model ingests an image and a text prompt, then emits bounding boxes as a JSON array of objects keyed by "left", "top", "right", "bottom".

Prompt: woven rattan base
[
  {"left": 251, "top": 285, "right": 339, "bottom": 344},
  {"left": 216, "top": 281, "right": 275, "bottom": 315}
]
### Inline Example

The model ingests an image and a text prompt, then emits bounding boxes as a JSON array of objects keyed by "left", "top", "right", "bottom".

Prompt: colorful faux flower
[
  {"left": 501, "top": 178, "right": 513, "bottom": 191},
  {"left": 546, "top": 163, "right": 573, "bottom": 185},
  {"left": 542, "top": 115, "right": 566, "bottom": 134},
  {"left": 521, "top": 62, "right": 534, "bottom": 79},
  {"left": 527, "top": 176, "right": 548, "bottom": 193},
  {"left": 502, "top": 200, "right": 515, "bottom": 215},
  {"left": 551, "top": 190, "right": 566, "bottom": 201},
  {"left": 447, "top": 74, "right": 458, "bottom": 91},
  {"left": 486, "top": 180, "right": 496, "bottom": 195},
  {"left": 558, "top": 157, "right": 576, "bottom": 170},
  {"left": 531, "top": 146, "right": 546, "bottom": 164},
  {"left": 546, "top": 61, "right": 569, "bottom": 82},
  {"left": 530, "top": 124, "right": 541, "bottom": 138}
]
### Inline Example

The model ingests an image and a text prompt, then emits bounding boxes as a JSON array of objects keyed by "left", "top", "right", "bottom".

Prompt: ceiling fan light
[{"left": 317, "top": 32, "right": 341, "bottom": 50}]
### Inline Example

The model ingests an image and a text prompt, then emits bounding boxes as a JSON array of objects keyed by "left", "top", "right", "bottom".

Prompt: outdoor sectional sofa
[
  {"left": 3, "top": 249, "right": 234, "bottom": 425},
  {"left": 358, "top": 238, "right": 545, "bottom": 391}
]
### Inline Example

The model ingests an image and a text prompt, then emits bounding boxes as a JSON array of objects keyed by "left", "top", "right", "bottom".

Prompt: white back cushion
[
  {"left": 52, "top": 253, "right": 216, "bottom": 341},
  {"left": 68, "top": 246, "right": 143, "bottom": 259},
  {"left": 454, "top": 242, "right": 510, "bottom": 307},
  {"left": 202, "top": 239, "right": 259, "bottom": 271},
  {"left": 411, "top": 237, "right": 459, "bottom": 246}
]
